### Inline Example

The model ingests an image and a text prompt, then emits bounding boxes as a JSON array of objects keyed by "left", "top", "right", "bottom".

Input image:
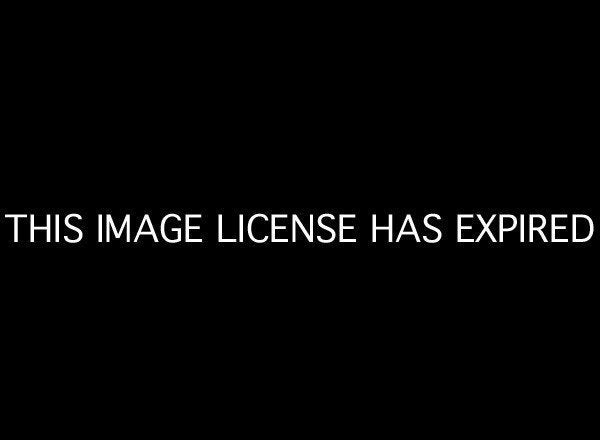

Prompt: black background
[{"left": 1, "top": 6, "right": 597, "bottom": 434}]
